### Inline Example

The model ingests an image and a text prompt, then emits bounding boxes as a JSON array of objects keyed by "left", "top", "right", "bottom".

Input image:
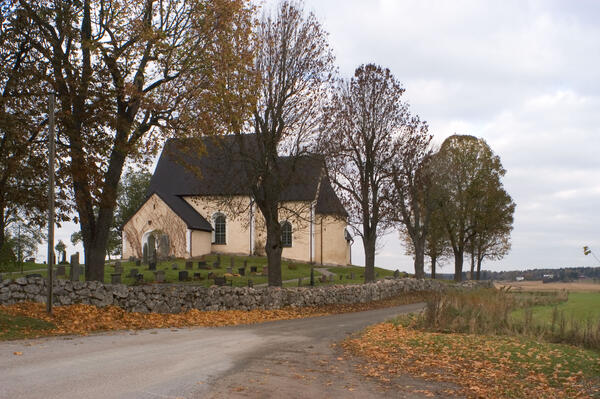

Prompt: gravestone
[
  {"left": 185, "top": 261, "right": 193, "bottom": 270},
  {"left": 238, "top": 267, "right": 245, "bottom": 276},
  {"left": 193, "top": 272, "right": 202, "bottom": 281},
  {"left": 226, "top": 267, "right": 233, "bottom": 274},
  {"left": 198, "top": 261, "right": 207, "bottom": 269},
  {"left": 213, "top": 276, "right": 226, "bottom": 286},
  {"left": 178, "top": 271, "right": 189, "bottom": 281},
  {"left": 70, "top": 253, "right": 80, "bottom": 281},
  {"left": 147, "top": 234, "right": 156, "bottom": 263},
  {"left": 56, "top": 265, "right": 66, "bottom": 276},
  {"left": 320, "top": 276, "right": 327, "bottom": 283},
  {"left": 171, "top": 263, "right": 178, "bottom": 270},
  {"left": 115, "top": 261, "right": 121, "bottom": 269},
  {"left": 207, "top": 272, "right": 215, "bottom": 279},
  {"left": 136, "top": 273, "right": 144, "bottom": 283},
  {"left": 339, "top": 274, "right": 343, "bottom": 281},
  {"left": 129, "top": 256, "right": 135, "bottom": 262},
  {"left": 154, "top": 270, "right": 165, "bottom": 283},
  {"left": 157, "top": 234, "right": 170, "bottom": 260},
  {"left": 148, "top": 261, "right": 157, "bottom": 271},
  {"left": 114, "top": 263, "right": 123, "bottom": 274},
  {"left": 393, "top": 269, "right": 400, "bottom": 279},
  {"left": 250, "top": 266, "right": 258, "bottom": 273},
  {"left": 247, "top": 279, "right": 253, "bottom": 288},
  {"left": 212, "top": 261, "right": 220, "bottom": 269},
  {"left": 142, "top": 243, "right": 148, "bottom": 264},
  {"left": 129, "top": 268, "right": 139, "bottom": 278},
  {"left": 230, "top": 257, "right": 235, "bottom": 268},
  {"left": 111, "top": 273, "right": 122, "bottom": 284},
  {"left": 135, "top": 259, "right": 141, "bottom": 267},
  {"left": 243, "top": 260, "right": 248, "bottom": 268},
  {"left": 216, "top": 254, "right": 221, "bottom": 266},
  {"left": 298, "top": 277, "right": 303, "bottom": 287}
]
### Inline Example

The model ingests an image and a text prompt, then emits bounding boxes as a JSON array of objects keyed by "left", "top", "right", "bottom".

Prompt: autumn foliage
[
  {"left": 343, "top": 322, "right": 599, "bottom": 399},
  {"left": 0, "top": 293, "right": 429, "bottom": 338}
]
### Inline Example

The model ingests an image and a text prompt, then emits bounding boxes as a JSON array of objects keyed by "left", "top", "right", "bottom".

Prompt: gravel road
[{"left": 0, "top": 303, "right": 459, "bottom": 398}]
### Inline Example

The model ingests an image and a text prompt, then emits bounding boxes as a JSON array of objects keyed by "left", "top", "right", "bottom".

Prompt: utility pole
[
  {"left": 47, "top": 93, "right": 55, "bottom": 314},
  {"left": 17, "top": 223, "right": 22, "bottom": 274}
]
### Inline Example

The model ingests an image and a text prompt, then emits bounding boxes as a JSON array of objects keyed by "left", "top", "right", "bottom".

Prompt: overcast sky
[{"left": 50, "top": 0, "right": 600, "bottom": 273}]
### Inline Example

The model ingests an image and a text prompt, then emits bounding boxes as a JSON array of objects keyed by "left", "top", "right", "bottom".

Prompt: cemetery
[{"left": 0, "top": 253, "right": 396, "bottom": 289}]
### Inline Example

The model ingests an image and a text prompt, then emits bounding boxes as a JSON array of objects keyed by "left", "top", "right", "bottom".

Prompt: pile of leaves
[
  {"left": 343, "top": 322, "right": 600, "bottom": 399},
  {"left": 0, "top": 292, "right": 430, "bottom": 338}
]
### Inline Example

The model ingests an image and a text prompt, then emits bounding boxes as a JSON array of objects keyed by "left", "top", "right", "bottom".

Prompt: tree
[
  {"left": 0, "top": 4, "right": 70, "bottom": 254},
  {"left": 320, "top": 64, "right": 406, "bottom": 282},
  {"left": 72, "top": 168, "right": 152, "bottom": 259},
  {"left": 20, "top": 0, "right": 255, "bottom": 280},
  {"left": 55, "top": 240, "right": 66, "bottom": 263},
  {"left": 224, "top": 1, "right": 334, "bottom": 286},
  {"left": 391, "top": 116, "right": 433, "bottom": 279},
  {"left": 424, "top": 205, "right": 452, "bottom": 279},
  {"left": 0, "top": 219, "right": 44, "bottom": 273},
  {"left": 467, "top": 181, "right": 515, "bottom": 280},
  {"left": 434, "top": 135, "right": 511, "bottom": 282}
]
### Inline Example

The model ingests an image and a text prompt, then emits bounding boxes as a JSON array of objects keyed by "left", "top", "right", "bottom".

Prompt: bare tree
[
  {"left": 20, "top": 0, "right": 255, "bottom": 280},
  {"left": 391, "top": 115, "right": 432, "bottom": 279},
  {"left": 215, "top": 1, "right": 334, "bottom": 286},
  {"left": 320, "top": 64, "right": 406, "bottom": 283}
]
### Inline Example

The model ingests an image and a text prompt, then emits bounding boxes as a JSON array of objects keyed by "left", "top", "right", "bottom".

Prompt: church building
[{"left": 121, "top": 135, "right": 352, "bottom": 266}]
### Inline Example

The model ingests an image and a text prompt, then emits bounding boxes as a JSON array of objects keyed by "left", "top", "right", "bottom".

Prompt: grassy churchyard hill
[{"left": 0, "top": 254, "right": 396, "bottom": 288}]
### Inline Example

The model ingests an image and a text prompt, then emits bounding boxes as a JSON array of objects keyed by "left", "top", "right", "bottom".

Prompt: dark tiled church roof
[{"left": 147, "top": 134, "right": 347, "bottom": 229}]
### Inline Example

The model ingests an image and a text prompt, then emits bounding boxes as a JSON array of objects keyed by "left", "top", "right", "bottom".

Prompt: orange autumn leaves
[
  {"left": 343, "top": 322, "right": 600, "bottom": 399},
  {"left": 0, "top": 294, "right": 427, "bottom": 337}
]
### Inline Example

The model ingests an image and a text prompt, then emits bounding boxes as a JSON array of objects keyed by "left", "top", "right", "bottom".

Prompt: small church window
[
  {"left": 213, "top": 213, "right": 226, "bottom": 245},
  {"left": 281, "top": 221, "right": 292, "bottom": 247}
]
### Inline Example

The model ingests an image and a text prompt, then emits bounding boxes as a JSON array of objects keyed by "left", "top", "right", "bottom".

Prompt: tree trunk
[
  {"left": 413, "top": 237, "right": 425, "bottom": 279},
  {"left": 0, "top": 204, "right": 5, "bottom": 251},
  {"left": 470, "top": 251, "right": 475, "bottom": 280},
  {"left": 264, "top": 216, "right": 283, "bottom": 287},
  {"left": 430, "top": 255, "right": 437, "bottom": 279},
  {"left": 363, "top": 235, "right": 376, "bottom": 283},
  {"left": 476, "top": 256, "right": 483, "bottom": 280},
  {"left": 453, "top": 250, "right": 464, "bottom": 282}
]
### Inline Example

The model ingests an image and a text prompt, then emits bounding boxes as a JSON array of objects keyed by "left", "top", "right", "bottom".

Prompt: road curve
[{"left": 0, "top": 303, "right": 424, "bottom": 399}]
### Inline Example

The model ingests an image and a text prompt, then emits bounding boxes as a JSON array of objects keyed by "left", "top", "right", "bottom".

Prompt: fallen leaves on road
[
  {"left": 0, "top": 293, "right": 428, "bottom": 338},
  {"left": 343, "top": 322, "right": 600, "bottom": 399}
]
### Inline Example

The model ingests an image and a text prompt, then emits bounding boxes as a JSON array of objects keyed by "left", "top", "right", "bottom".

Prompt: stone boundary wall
[{"left": 0, "top": 277, "right": 492, "bottom": 314}]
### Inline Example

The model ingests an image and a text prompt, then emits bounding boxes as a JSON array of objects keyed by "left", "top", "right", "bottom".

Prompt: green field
[
  {"left": 512, "top": 292, "right": 600, "bottom": 325},
  {"left": 1, "top": 254, "right": 395, "bottom": 287}
]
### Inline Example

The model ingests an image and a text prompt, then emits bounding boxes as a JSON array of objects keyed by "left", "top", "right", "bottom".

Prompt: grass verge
[{"left": 343, "top": 322, "right": 600, "bottom": 399}]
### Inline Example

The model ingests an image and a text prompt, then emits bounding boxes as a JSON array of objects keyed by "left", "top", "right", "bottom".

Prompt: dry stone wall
[{"left": 0, "top": 276, "right": 491, "bottom": 314}]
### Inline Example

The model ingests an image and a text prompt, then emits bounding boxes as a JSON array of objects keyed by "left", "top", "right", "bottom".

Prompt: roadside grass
[
  {"left": 0, "top": 310, "right": 56, "bottom": 340},
  {"left": 343, "top": 322, "right": 600, "bottom": 398},
  {"left": 3, "top": 255, "right": 394, "bottom": 287}
]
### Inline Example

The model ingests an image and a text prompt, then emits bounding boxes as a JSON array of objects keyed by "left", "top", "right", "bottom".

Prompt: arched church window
[{"left": 281, "top": 221, "right": 292, "bottom": 247}]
